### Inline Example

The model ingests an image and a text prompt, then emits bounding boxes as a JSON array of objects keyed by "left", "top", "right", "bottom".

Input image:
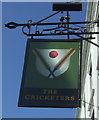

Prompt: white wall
[{"left": 76, "top": 1, "right": 99, "bottom": 118}]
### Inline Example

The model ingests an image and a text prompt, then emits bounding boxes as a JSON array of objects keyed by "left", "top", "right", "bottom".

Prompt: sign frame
[{"left": 18, "top": 39, "right": 82, "bottom": 108}]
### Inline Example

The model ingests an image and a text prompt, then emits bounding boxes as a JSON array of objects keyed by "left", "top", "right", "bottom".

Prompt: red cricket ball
[{"left": 49, "top": 51, "right": 58, "bottom": 58}]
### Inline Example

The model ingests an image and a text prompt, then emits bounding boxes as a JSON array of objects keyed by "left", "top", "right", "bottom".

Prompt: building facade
[{"left": 76, "top": 1, "right": 99, "bottom": 119}]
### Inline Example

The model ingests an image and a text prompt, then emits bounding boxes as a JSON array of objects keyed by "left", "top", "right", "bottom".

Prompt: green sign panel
[{"left": 18, "top": 39, "right": 82, "bottom": 108}]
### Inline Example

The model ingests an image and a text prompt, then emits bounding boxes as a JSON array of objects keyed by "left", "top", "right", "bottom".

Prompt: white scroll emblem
[{"left": 33, "top": 48, "right": 75, "bottom": 79}]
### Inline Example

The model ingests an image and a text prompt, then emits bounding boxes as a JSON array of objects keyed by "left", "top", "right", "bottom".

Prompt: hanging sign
[{"left": 18, "top": 39, "right": 82, "bottom": 108}]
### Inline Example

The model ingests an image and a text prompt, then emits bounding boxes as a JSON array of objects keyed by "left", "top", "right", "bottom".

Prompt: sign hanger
[{"left": 5, "top": 2, "right": 99, "bottom": 47}]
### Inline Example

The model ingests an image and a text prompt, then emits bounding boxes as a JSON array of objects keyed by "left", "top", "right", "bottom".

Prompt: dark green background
[{"left": 24, "top": 40, "right": 80, "bottom": 89}]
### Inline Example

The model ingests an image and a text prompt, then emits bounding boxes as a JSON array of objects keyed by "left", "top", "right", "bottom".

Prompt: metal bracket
[{"left": 5, "top": 10, "right": 99, "bottom": 47}]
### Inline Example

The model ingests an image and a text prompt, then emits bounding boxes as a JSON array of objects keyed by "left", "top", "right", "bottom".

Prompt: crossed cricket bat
[
  {"left": 33, "top": 48, "right": 56, "bottom": 78},
  {"left": 33, "top": 48, "right": 75, "bottom": 78}
]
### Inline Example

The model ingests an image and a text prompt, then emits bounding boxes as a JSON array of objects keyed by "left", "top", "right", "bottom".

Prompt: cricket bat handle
[{"left": 54, "top": 48, "right": 75, "bottom": 70}]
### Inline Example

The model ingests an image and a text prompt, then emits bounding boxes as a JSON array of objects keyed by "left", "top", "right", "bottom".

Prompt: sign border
[{"left": 18, "top": 38, "right": 82, "bottom": 108}]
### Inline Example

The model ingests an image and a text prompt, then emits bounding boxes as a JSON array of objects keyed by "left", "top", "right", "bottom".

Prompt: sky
[
  {"left": 2, "top": 2, "right": 87, "bottom": 118},
  {"left": 0, "top": 1, "right": 2, "bottom": 120}
]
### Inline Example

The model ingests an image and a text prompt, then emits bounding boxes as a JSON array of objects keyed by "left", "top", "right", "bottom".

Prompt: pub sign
[{"left": 18, "top": 39, "right": 81, "bottom": 108}]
